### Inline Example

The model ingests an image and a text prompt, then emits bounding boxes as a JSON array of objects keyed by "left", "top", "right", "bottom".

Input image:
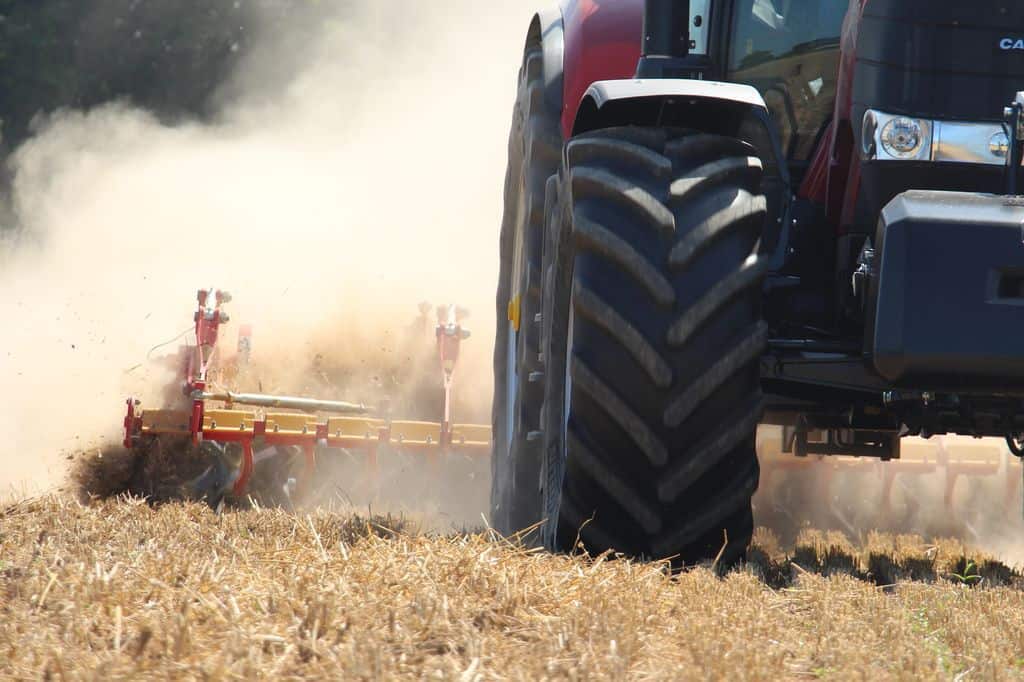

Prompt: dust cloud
[{"left": 0, "top": 1, "right": 541, "bottom": 494}]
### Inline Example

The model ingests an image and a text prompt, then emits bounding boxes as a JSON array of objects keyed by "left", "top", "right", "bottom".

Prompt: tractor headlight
[
  {"left": 880, "top": 117, "right": 929, "bottom": 159},
  {"left": 862, "top": 110, "right": 933, "bottom": 162},
  {"left": 863, "top": 109, "right": 1021, "bottom": 166}
]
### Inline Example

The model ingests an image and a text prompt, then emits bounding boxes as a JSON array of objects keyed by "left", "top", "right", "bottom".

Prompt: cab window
[{"left": 727, "top": 0, "right": 849, "bottom": 163}]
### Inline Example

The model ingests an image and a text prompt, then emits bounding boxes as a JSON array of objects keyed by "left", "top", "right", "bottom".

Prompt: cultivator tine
[
  {"left": 299, "top": 442, "right": 316, "bottom": 496},
  {"left": 756, "top": 429, "right": 1020, "bottom": 527},
  {"left": 1005, "top": 436, "right": 1024, "bottom": 520},
  {"left": 233, "top": 441, "right": 255, "bottom": 498},
  {"left": 934, "top": 439, "right": 1002, "bottom": 509},
  {"left": 879, "top": 440, "right": 938, "bottom": 515},
  {"left": 1011, "top": 451, "right": 1024, "bottom": 521}
]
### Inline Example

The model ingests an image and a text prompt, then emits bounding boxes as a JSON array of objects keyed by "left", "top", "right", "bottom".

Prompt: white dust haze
[{"left": 0, "top": 1, "right": 541, "bottom": 493}]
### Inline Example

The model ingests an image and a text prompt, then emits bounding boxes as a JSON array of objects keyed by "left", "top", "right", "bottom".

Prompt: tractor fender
[
  {"left": 558, "top": 0, "right": 645, "bottom": 138},
  {"left": 572, "top": 78, "right": 792, "bottom": 263},
  {"left": 573, "top": 78, "right": 769, "bottom": 139},
  {"left": 525, "top": 9, "right": 565, "bottom": 117}
]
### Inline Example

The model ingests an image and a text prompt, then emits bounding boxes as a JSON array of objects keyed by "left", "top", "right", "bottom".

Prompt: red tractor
[{"left": 491, "top": 0, "right": 1024, "bottom": 564}]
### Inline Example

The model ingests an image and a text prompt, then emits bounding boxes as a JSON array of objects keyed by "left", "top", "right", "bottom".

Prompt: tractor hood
[{"left": 853, "top": 0, "right": 1024, "bottom": 122}]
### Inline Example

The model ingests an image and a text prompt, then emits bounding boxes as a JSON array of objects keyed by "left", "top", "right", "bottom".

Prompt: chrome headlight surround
[
  {"left": 862, "top": 109, "right": 1013, "bottom": 166},
  {"left": 862, "top": 110, "right": 932, "bottom": 162}
]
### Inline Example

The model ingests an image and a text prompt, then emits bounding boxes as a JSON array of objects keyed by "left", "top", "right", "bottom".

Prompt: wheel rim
[
  {"left": 504, "top": 319, "right": 518, "bottom": 460},
  {"left": 504, "top": 195, "right": 528, "bottom": 462},
  {"left": 561, "top": 304, "right": 574, "bottom": 467},
  {"left": 548, "top": 302, "right": 573, "bottom": 538}
]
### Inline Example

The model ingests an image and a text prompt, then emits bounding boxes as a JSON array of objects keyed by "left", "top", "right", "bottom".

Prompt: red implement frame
[{"left": 123, "top": 291, "right": 491, "bottom": 498}]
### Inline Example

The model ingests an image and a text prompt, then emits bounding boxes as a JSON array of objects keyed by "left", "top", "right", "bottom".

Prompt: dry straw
[{"left": 2, "top": 494, "right": 1023, "bottom": 680}]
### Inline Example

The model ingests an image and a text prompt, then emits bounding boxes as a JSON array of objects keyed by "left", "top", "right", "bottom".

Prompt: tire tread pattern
[{"left": 544, "top": 127, "right": 768, "bottom": 564}]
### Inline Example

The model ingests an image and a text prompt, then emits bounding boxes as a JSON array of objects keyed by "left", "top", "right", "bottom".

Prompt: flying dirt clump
[{"left": 0, "top": 1, "right": 543, "bottom": 496}]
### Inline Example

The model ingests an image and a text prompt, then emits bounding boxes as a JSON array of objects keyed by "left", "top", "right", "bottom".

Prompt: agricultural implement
[
  {"left": 123, "top": 289, "right": 491, "bottom": 504},
  {"left": 756, "top": 429, "right": 1023, "bottom": 538}
]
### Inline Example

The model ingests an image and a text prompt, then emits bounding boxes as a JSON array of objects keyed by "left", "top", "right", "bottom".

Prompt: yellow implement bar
[
  {"left": 265, "top": 412, "right": 319, "bottom": 435},
  {"left": 203, "top": 409, "right": 257, "bottom": 434},
  {"left": 327, "top": 416, "right": 387, "bottom": 439},
  {"left": 390, "top": 421, "right": 442, "bottom": 446},
  {"left": 140, "top": 410, "right": 191, "bottom": 435},
  {"left": 451, "top": 424, "right": 491, "bottom": 447},
  {"left": 135, "top": 408, "right": 492, "bottom": 448}
]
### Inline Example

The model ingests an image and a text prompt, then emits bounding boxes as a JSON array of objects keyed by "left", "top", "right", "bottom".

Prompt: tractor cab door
[{"left": 726, "top": 0, "right": 849, "bottom": 178}]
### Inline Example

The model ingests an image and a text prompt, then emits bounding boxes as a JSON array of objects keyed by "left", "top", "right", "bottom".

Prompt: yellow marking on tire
[{"left": 507, "top": 295, "right": 522, "bottom": 332}]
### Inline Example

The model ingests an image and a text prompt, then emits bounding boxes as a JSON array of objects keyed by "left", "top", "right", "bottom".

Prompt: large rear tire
[
  {"left": 490, "top": 40, "right": 562, "bottom": 535},
  {"left": 540, "top": 126, "right": 768, "bottom": 565}
]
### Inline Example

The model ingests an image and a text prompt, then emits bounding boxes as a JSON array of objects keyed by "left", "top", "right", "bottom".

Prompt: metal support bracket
[{"left": 1002, "top": 92, "right": 1024, "bottom": 195}]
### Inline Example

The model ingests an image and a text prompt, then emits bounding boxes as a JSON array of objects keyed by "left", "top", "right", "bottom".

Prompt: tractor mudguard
[
  {"left": 558, "top": 0, "right": 645, "bottom": 138},
  {"left": 572, "top": 78, "right": 768, "bottom": 136},
  {"left": 571, "top": 78, "right": 791, "bottom": 261},
  {"left": 530, "top": 9, "right": 565, "bottom": 116}
]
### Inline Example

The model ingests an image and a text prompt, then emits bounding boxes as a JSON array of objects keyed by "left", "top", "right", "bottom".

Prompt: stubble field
[{"left": 3, "top": 493, "right": 1023, "bottom": 680}]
